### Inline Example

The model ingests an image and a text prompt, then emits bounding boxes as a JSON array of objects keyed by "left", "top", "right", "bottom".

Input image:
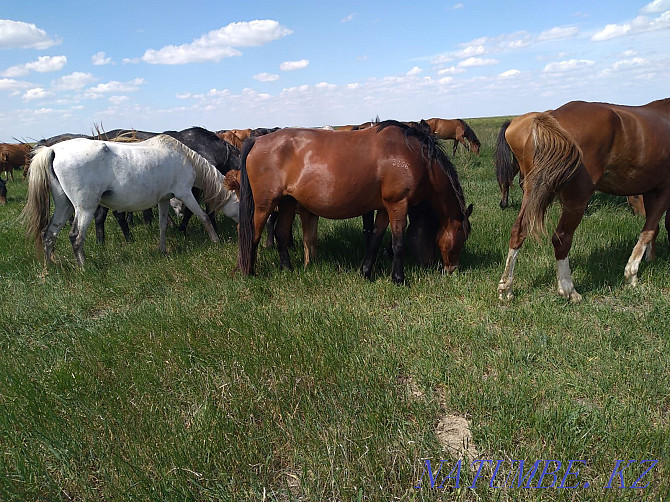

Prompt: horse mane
[
  {"left": 375, "top": 120, "right": 468, "bottom": 224},
  {"left": 458, "top": 119, "right": 481, "bottom": 147},
  {"left": 148, "top": 135, "right": 234, "bottom": 212}
]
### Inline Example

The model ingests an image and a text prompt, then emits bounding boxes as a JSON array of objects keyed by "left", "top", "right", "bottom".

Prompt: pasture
[{"left": 0, "top": 116, "right": 668, "bottom": 501}]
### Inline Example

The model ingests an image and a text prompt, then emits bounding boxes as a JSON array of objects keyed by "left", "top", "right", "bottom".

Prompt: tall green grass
[{"left": 0, "top": 117, "right": 668, "bottom": 501}]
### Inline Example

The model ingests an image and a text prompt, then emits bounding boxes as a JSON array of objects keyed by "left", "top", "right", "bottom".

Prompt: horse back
[
  {"left": 551, "top": 100, "right": 670, "bottom": 193},
  {"left": 246, "top": 126, "right": 430, "bottom": 218}
]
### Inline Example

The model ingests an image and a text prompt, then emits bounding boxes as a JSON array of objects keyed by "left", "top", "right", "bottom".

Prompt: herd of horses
[{"left": 9, "top": 98, "right": 670, "bottom": 301}]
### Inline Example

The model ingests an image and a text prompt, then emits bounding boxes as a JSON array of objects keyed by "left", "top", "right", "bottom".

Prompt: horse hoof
[{"left": 559, "top": 289, "right": 582, "bottom": 302}]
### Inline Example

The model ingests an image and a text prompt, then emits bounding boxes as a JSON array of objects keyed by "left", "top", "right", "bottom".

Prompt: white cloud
[
  {"left": 537, "top": 26, "right": 579, "bottom": 41},
  {"left": 612, "top": 57, "right": 649, "bottom": 70},
  {"left": 458, "top": 57, "right": 499, "bottom": 67},
  {"left": 438, "top": 76, "right": 454, "bottom": 84},
  {"left": 591, "top": 11, "right": 670, "bottom": 41},
  {"left": 641, "top": 0, "right": 670, "bottom": 14},
  {"left": 142, "top": 20, "right": 292, "bottom": 64},
  {"left": 280, "top": 59, "right": 309, "bottom": 71},
  {"left": 438, "top": 66, "right": 465, "bottom": 75},
  {"left": 0, "top": 19, "right": 61, "bottom": 49},
  {"left": 315, "top": 82, "right": 337, "bottom": 90},
  {"left": 51, "top": 72, "right": 96, "bottom": 91},
  {"left": 406, "top": 66, "right": 422, "bottom": 76},
  {"left": 447, "top": 3, "right": 464, "bottom": 10},
  {"left": 92, "top": 51, "right": 112, "bottom": 65},
  {"left": 455, "top": 44, "right": 486, "bottom": 58},
  {"left": 0, "top": 78, "right": 33, "bottom": 92},
  {"left": 499, "top": 69, "right": 520, "bottom": 78},
  {"left": 253, "top": 72, "right": 279, "bottom": 82},
  {"left": 341, "top": 13, "right": 357, "bottom": 23},
  {"left": 109, "top": 95, "right": 129, "bottom": 105},
  {"left": 2, "top": 55, "right": 67, "bottom": 77},
  {"left": 83, "top": 78, "right": 144, "bottom": 99},
  {"left": 23, "top": 87, "right": 53, "bottom": 101},
  {"left": 543, "top": 59, "right": 595, "bottom": 72}
]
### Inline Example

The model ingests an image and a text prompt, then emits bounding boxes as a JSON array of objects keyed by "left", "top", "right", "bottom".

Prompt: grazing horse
[
  {"left": 93, "top": 127, "right": 240, "bottom": 243},
  {"left": 425, "top": 118, "right": 481, "bottom": 156},
  {"left": 237, "top": 121, "right": 472, "bottom": 284},
  {"left": 21, "top": 135, "right": 239, "bottom": 267},
  {"left": 497, "top": 98, "right": 670, "bottom": 301}
]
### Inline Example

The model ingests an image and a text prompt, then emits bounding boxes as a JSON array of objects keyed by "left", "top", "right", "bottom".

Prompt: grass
[{"left": 0, "top": 116, "right": 668, "bottom": 501}]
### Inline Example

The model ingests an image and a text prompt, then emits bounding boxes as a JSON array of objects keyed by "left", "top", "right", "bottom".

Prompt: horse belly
[
  {"left": 100, "top": 188, "right": 170, "bottom": 212},
  {"left": 288, "top": 183, "right": 382, "bottom": 219}
]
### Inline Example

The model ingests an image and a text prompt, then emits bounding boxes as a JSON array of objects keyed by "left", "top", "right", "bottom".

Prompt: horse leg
[
  {"left": 112, "top": 210, "right": 133, "bottom": 242},
  {"left": 452, "top": 139, "right": 458, "bottom": 156},
  {"left": 275, "top": 197, "right": 297, "bottom": 271},
  {"left": 265, "top": 211, "right": 277, "bottom": 248},
  {"left": 43, "top": 196, "right": 75, "bottom": 265},
  {"left": 299, "top": 209, "right": 319, "bottom": 268},
  {"left": 69, "top": 208, "right": 95, "bottom": 268},
  {"left": 386, "top": 203, "right": 408, "bottom": 285},
  {"left": 360, "top": 210, "right": 389, "bottom": 280},
  {"left": 362, "top": 210, "right": 375, "bottom": 248},
  {"left": 178, "top": 207, "right": 194, "bottom": 233},
  {"left": 551, "top": 199, "right": 591, "bottom": 302},
  {"left": 94, "top": 206, "right": 108, "bottom": 244},
  {"left": 175, "top": 190, "right": 219, "bottom": 243},
  {"left": 498, "top": 196, "right": 531, "bottom": 299},
  {"left": 205, "top": 203, "right": 219, "bottom": 234},
  {"left": 157, "top": 199, "right": 169, "bottom": 253},
  {"left": 625, "top": 190, "right": 669, "bottom": 286}
]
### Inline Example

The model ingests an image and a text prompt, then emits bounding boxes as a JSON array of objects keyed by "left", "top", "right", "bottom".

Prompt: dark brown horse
[
  {"left": 0, "top": 143, "right": 31, "bottom": 180},
  {"left": 497, "top": 98, "right": 670, "bottom": 301},
  {"left": 237, "top": 121, "right": 472, "bottom": 284},
  {"left": 425, "top": 118, "right": 481, "bottom": 156}
]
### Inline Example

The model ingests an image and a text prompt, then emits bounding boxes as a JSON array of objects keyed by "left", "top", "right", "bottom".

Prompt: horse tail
[
  {"left": 494, "top": 119, "right": 513, "bottom": 187},
  {"left": 237, "top": 137, "right": 257, "bottom": 274},
  {"left": 20, "top": 146, "right": 54, "bottom": 254},
  {"left": 524, "top": 113, "right": 583, "bottom": 238}
]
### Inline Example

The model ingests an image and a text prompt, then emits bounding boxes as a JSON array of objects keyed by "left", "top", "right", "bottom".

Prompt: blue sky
[{"left": 1, "top": 0, "right": 669, "bottom": 142}]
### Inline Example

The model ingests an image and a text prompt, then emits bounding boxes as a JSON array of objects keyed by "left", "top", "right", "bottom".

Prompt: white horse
[{"left": 21, "top": 134, "right": 239, "bottom": 267}]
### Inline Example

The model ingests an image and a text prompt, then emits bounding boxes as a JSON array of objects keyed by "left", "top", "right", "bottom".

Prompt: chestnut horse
[
  {"left": 425, "top": 118, "right": 481, "bottom": 156},
  {"left": 497, "top": 98, "right": 670, "bottom": 301},
  {"left": 237, "top": 121, "right": 472, "bottom": 284},
  {"left": 495, "top": 113, "right": 648, "bottom": 217}
]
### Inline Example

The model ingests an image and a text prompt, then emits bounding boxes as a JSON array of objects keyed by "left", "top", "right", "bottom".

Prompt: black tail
[
  {"left": 237, "top": 137, "right": 257, "bottom": 274},
  {"left": 495, "top": 120, "right": 513, "bottom": 187}
]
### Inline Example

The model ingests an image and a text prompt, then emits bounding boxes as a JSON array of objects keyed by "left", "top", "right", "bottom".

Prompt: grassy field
[{"left": 0, "top": 117, "right": 668, "bottom": 501}]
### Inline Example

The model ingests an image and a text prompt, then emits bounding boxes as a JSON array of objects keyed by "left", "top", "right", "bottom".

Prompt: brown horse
[
  {"left": 236, "top": 121, "right": 472, "bottom": 284},
  {"left": 496, "top": 113, "right": 648, "bottom": 217},
  {"left": 425, "top": 118, "right": 481, "bottom": 156},
  {"left": 0, "top": 143, "right": 31, "bottom": 180},
  {"left": 497, "top": 98, "right": 670, "bottom": 301}
]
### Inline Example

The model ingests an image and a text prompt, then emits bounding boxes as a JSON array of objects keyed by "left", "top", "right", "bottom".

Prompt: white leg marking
[
  {"left": 498, "top": 248, "right": 520, "bottom": 300},
  {"left": 556, "top": 257, "right": 582, "bottom": 302},
  {"left": 624, "top": 236, "right": 648, "bottom": 287}
]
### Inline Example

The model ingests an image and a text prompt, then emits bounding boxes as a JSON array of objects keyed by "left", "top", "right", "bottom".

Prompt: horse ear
[{"left": 466, "top": 203, "right": 473, "bottom": 217}]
